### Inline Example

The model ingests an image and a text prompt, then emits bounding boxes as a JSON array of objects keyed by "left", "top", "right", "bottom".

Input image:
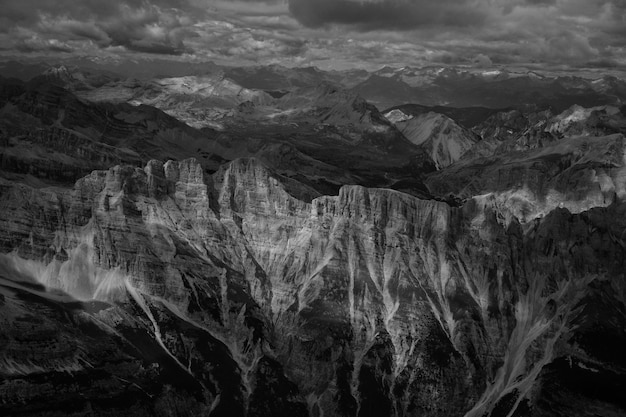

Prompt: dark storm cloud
[
  {"left": 0, "top": 0, "right": 202, "bottom": 55},
  {"left": 0, "top": 0, "right": 625, "bottom": 69},
  {"left": 288, "top": 0, "right": 487, "bottom": 30},
  {"left": 97, "top": 5, "right": 194, "bottom": 54}
]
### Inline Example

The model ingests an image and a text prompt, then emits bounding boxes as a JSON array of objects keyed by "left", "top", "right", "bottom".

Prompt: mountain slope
[
  {"left": 546, "top": 104, "right": 626, "bottom": 137},
  {"left": 74, "top": 74, "right": 275, "bottom": 129},
  {"left": 1, "top": 62, "right": 625, "bottom": 417},
  {"left": 385, "top": 111, "right": 479, "bottom": 169},
  {"left": 465, "top": 104, "right": 626, "bottom": 161},
  {"left": 427, "top": 133, "right": 626, "bottom": 222},
  {"left": 0, "top": 79, "right": 221, "bottom": 186},
  {"left": 0, "top": 157, "right": 624, "bottom": 416},
  {"left": 0, "top": 78, "right": 435, "bottom": 198}
]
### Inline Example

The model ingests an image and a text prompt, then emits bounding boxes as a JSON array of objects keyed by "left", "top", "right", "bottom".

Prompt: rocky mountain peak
[{"left": 391, "top": 111, "right": 479, "bottom": 169}]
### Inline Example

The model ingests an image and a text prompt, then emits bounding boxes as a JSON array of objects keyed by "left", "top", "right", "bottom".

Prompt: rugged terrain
[
  {"left": 0, "top": 76, "right": 434, "bottom": 197},
  {"left": 384, "top": 109, "right": 479, "bottom": 169},
  {"left": 0, "top": 64, "right": 625, "bottom": 417},
  {"left": 351, "top": 66, "right": 626, "bottom": 111},
  {"left": 1, "top": 155, "right": 625, "bottom": 416}
]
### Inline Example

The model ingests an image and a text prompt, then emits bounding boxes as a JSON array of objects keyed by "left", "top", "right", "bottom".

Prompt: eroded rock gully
[{"left": 0, "top": 157, "right": 624, "bottom": 416}]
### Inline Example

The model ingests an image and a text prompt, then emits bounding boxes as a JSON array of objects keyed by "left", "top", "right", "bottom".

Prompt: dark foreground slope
[{"left": 0, "top": 157, "right": 624, "bottom": 417}]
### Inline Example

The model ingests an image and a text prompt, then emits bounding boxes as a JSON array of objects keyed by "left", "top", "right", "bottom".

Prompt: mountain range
[{"left": 0, "top": 60, "right": 625, "bottom": 417}]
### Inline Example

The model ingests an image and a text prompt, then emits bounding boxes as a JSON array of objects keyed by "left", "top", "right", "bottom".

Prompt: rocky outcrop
[
  {"left": 390, "top": 112, "right": 479, "bottom": 169},
  {"left": 466, "top": 105, "right": 626, "bottom": 162},
  {"left": 0, "top": 157, "right": 624, "bottom": 416},
  {"left": 465, "top": 109, "right": 554, "bottom": 160},
  {"left": 428, "top": 133, "right": 626, "bottom": 222},
  {"left": 545, "top": 104, "right": 626, "bottom": 138}
]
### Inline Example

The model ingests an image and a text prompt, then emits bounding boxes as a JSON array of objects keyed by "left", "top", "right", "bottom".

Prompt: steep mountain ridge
[
  {"left": 427, "top": 133, "right": 626, "bottom": 222},
  {"left": 466, "top": 104, "right": 626, "bottom": 161},
  {"left": 271, "top": 83, "right": 402, "bottom": 138},
  {"left": 0, "top": 79, "right": 221, "bottom": 186},
  {"left": 386, "top": 111, "right": 479, "bottom": 169},
  {"left": 0, "top": 157, "right": 624, "bottom": 416}
]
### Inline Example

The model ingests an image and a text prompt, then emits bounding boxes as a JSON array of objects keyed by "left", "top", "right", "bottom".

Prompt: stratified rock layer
[{"left": 0, "top": 157, "right": 624, "bottom": 416}]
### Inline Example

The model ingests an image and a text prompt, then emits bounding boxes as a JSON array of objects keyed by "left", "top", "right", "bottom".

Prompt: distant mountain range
[
  {"left": 351, "top": 66, "right": 626, "bottom": 111},
  {"left": 3, "top": 59, "right": 625, "bottom": 112}
]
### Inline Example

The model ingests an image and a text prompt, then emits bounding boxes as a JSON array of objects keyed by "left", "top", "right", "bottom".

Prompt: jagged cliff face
[{"left": 1, "top": 157, "right": 624, "bottom": 416}]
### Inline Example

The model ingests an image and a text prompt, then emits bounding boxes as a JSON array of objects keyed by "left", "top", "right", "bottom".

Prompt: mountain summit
[{"left": 385, "top": 110, "right": 479, "bottom": 169}]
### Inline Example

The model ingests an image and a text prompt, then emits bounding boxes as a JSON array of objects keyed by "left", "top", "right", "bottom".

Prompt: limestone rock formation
[
  {"left": 0, "top": 156, "right": 624, "bottom": 416},
  {"left": 1, "top": 63, "right": 625, "bottom": 417}
]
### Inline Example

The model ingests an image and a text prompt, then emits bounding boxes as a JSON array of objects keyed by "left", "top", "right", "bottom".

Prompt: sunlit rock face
[
  {"left": 427, "top": 133, "right": 626, "bottom": 222},
  {"left": 389, "top": 111, "right": 479, "bottom": 169},
  {"left": 0, "top": 157, "right": 625, "bottom": 416},
  {"left": 466, "top": 105, "right": 626, "bottom": 162}
]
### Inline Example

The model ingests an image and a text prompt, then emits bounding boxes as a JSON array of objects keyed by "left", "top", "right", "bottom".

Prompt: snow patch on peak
[{"left": 383, "top": 109, "right": 413, "bottom": 123}]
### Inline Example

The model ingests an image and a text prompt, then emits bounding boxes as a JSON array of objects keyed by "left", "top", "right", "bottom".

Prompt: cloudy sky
[{"left": 0, "top": 0, "right": 624, "bottom": 70}]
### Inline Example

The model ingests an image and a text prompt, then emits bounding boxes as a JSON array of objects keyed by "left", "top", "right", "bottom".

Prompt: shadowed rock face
[{"left": 0, "top": 157, "right": 624, "bottom": 416}]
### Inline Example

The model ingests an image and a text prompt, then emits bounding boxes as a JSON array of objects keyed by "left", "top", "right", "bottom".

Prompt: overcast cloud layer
[{"left": 0, "top": 0, "right": 624, "bottom": 70}]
